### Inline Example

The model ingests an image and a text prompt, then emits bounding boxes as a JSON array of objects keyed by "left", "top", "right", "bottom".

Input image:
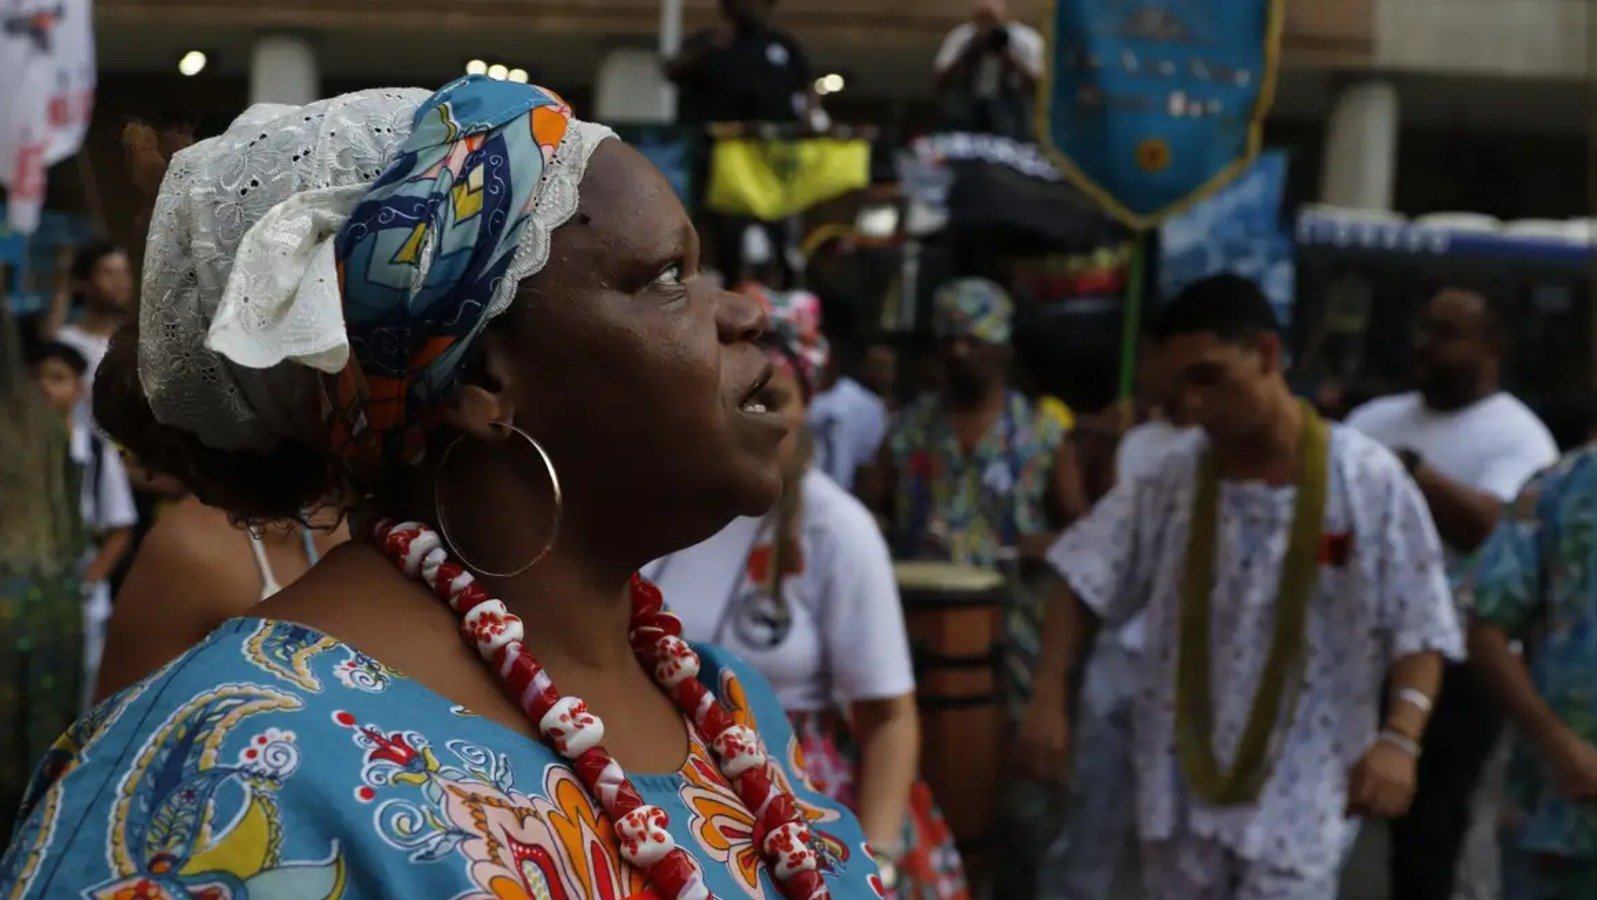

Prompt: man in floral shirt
[
  {"left": 866, "top": 278, "right": 1086, "bottom": 715},
  {"left": 873, "top": 278, "right": 1081, "bottom": 570},
  {"left": 863, "top": 276, "right": 1086, "bottom": 897},
  {"left": 1466, "top": 451, "right": 1597, "bottom": 898}
]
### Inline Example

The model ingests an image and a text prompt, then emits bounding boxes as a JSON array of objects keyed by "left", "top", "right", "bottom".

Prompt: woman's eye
[{"left": 652, "top": 263, "right": 683, "bottom": 288}]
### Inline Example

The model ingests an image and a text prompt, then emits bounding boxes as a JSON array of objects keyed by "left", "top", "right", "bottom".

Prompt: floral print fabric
[
  {"left": 787, "top": 711, "right": 968, "bottom": 900},
  {"left": 1465, "top": 448, "right": 1597, "bottom": 860},
  {"left": 931, "top": 279, "right": 1014, "bottom": 345},
  {"left": 887, "top": 390, "right": 1062, "bottom": 717},
  {"left": 1046, "top": 426, "right": 1461, "bottom": 877},
  {"left": 887, "top": 391, "right": 1061, "bottom": 570},
  {"left": 0, "top": 618, "right": 882, "bottom": 898}
]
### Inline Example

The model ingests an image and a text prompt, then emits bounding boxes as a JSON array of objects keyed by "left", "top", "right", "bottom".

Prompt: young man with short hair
[{"left": 1022, "top": 275, "right": 1462, "bottom": 899}]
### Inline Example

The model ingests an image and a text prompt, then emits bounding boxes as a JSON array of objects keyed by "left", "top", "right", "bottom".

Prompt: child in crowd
[{"left": 31, "top": 341, "right": 137, "bottom": 710}]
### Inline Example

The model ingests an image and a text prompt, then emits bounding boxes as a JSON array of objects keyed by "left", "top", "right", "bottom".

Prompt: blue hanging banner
[
  {"left": 1160, "top": 151, "right": 1295, "bottom": 325},
  {"left": 1037, "top": 0, "right": 1285, "bottom": 230}
]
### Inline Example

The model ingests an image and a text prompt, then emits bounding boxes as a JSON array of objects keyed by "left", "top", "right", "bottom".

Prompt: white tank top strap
[{"left": 247, "top": 530, "right": 282, "bottom": 601}]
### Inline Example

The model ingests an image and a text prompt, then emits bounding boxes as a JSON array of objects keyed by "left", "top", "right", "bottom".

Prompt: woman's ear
[{"left": 444, "top": 333, "right": 519, "bottom": 440}]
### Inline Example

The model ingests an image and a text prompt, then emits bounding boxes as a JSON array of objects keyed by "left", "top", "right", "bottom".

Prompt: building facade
[{"left": 40, "top": 0, "right": 1597, "bottom": 255}]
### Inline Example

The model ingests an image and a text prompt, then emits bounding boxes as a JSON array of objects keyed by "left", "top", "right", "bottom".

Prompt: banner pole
[{"left": 1117, "top": 231, "right": 1147, "bottom": 401}]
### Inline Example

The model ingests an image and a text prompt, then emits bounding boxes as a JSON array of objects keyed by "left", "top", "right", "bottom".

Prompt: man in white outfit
[
  {"left": 1021, "top": 275, "right": 1462, "bottom": 899},
  {"left": 809, "top": 358, "right": 887, "bottom": 494}
]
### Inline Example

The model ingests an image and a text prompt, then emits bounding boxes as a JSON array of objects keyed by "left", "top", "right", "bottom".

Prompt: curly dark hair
[{"left": 95, "top": 123, "right": 345, "bottom": 524}]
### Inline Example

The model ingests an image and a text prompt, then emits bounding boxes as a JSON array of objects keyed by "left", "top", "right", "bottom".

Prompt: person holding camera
[{"left": 934, "top": 0, "right": 1045, "bottom": 141}]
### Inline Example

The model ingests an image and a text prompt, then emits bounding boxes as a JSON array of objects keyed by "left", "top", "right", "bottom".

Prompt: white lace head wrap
[{"left": 137, "top": 77, "right": 614, "bottom": 462}]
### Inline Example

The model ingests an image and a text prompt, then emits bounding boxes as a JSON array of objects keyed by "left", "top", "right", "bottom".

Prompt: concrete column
[
  {"left": 594, "top": 47, "right": 673, "bottom": 124},
  {"left": 1319, "top": 80, "right": 1399, "bottom": 210},
  {"left": 658, "top": 0, "right": 684, "bottom": 121},
  {"left": 249, "top": 35, "right": 320, "bottom": 107}
]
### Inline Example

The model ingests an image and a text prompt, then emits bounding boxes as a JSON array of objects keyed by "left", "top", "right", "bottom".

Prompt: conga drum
[{"left": 895, "top": 561, "right": 1005, "bottom": 885}]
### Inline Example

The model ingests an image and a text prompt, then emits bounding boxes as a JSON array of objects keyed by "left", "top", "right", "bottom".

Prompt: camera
[{"left": 987, "top": 26, "right": 1010, "bottom": 50}]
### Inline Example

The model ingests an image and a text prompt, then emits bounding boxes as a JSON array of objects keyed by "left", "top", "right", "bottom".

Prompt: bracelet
[
  {"left": 1394, "top": 687, "right": 1434, "bottom": 715},
  {"left": 1378, "top": 729, "right": 1422, "bottom": 758},
  {"left": 870, "top": 848, "right": 901, "bottom": 891}
]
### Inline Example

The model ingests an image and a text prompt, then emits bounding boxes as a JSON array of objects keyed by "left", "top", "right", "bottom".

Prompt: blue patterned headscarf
[{"left": 326, "top": 76, "right": 613, "bottom": 479}]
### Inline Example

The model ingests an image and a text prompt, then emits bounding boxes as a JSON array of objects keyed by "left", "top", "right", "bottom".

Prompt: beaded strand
[
  {"left": 373, "top": 520, "right": 831, "bottom": 900},
  {"left": 630, "top": 574, "right": 830, "bottom": 899}
]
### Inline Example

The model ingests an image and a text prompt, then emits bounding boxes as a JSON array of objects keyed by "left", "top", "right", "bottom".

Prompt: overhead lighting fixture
[
  {"left": 465, "top": 59, "right": 488, "bottom": 76},
  {"left": 487, "top": 63, "right": 509, "bottom": 81},
  {"left": 508, "top": 68, "right": 529, "bottom": 84},
  {"left": 178, "top": 50, "right": 207, "bottom": 77},
  {"left": 816, "top": 73, "right": 845, "bottom": 95}
]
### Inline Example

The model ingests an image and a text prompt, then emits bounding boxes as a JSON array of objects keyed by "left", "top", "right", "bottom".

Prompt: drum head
[{"left": 893, "top": 561, "right": 1005, "bottom": 593}]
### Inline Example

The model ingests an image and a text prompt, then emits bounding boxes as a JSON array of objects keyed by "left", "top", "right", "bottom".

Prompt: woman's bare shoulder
[
  {"left": 98, "top": 499, "right": 261, "bottom": 700},
  {"left": 134, "top": 498, "right": 253, "bottom": 579},
  {"left": 111, "top": 496, "right": 270, "bottom": 632}
]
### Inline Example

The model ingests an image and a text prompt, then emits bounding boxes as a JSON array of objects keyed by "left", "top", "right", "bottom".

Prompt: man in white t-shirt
[
  {"left": 934, "top": 0, "right": 1044, "bottom": 140},
  {"left": 1346, "top": 287, "right": 1560, "bottom": 900},
  {"left": 809, "top": 369, "right": 887, "bottom": 494}
]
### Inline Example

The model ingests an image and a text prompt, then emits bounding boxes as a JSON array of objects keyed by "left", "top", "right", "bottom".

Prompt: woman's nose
[{"left": 716, "top": 286, "right": 769, "bottom": 345}]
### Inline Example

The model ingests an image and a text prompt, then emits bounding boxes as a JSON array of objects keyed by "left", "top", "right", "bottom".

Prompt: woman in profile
[{"left": 2, "top": 77, "right": 882, "bottom": 898}]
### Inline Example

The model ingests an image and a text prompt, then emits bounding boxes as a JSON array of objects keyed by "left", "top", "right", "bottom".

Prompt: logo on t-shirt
[
  {"left": 736, "top": 543, "right": 803, "bottom": 649},
  {"left": 730, "top": 587, "right": 794, "bottom": 650}
]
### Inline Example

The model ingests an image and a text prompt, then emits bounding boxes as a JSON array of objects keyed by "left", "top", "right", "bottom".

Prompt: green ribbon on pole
[{"left": 1117, "top": 233, "right": 1147, "bottom": 401}]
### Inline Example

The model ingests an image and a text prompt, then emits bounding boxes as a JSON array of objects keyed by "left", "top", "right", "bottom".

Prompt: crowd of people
[{"left": 0, "top": 5, "right": 1593, "bottom": 900}]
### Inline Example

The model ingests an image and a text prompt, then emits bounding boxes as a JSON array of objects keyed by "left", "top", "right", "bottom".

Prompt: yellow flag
[{"left": 706, "top": 138, "right": 870, "bottom": 221}]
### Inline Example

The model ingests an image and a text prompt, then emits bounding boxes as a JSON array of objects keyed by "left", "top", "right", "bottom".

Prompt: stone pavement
[{"left": 1022, "top": 742, "right": 1505, "bottom": 900}]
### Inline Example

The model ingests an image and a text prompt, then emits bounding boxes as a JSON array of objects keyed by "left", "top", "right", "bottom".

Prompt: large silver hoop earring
[{"left": 434, "top": 421, "right": 563, "bottom": 578}]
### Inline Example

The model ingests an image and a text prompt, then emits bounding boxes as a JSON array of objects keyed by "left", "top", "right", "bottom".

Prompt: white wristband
[
  {"left": 1394, "top": 687, "right": 1434, "bottom": 714},
  {"left": 1378, "top": 729, "right": 1422, "bottom": 758}
]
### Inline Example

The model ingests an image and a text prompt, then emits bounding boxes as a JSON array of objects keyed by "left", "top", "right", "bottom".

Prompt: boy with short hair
[{"left": 31, "top": 340, "right": 137, "bottom": 709}]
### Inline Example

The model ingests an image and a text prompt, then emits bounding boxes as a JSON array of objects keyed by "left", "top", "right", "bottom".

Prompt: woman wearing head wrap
[
  {"left": 0, "top": 78, "right": 882, "bottom": 899},
  {"left": 644, "top": 288, "right": 969, "bottom": 900}
]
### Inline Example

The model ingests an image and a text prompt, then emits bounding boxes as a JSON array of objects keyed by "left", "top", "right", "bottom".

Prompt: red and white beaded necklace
[{"left": 374, "top": 519, "right": 831, "bottom": 900}]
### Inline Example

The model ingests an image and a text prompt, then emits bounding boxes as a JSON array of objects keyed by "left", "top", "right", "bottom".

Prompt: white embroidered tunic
[{"left": 1047, "top": 425, "right": 1462, "bottom": 875}]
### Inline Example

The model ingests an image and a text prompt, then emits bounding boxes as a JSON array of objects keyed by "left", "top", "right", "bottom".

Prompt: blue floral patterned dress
[
  {"left": 0, "top": 618, "right": 884, "bottom": 899},
  {"left": 1464, "top": 449, "right": 1597, "bottom": 896}
]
